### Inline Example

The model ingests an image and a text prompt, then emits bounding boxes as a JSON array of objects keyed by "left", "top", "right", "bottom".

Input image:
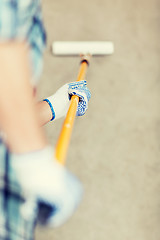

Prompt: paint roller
[{"left": 52, "top": 41, "right": 114, "bottom": 165}]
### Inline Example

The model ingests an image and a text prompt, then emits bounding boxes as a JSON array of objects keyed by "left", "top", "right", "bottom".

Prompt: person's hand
[
  {"left": 11, "top": 146, "right": 83, "bottom": 227},
  {"left": 43, "top": 80, "right": 91, "bottom": 120}
]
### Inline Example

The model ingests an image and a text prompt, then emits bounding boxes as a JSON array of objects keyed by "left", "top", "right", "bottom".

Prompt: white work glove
[
  {"left": 43, "top": 80, "right": 91, "bottom": 121},
  {"left": 10, "top": 146, "right": 83, "bottom": 227}
]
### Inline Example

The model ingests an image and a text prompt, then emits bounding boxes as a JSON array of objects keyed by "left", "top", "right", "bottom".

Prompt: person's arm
[
  {"left": 0, "top": 41, "right": 83, "bottom": 228},
  {"left": 37, "top": 101, "right": 53, "bottom": 126},
  {"left": 0, "top": 41, "right": 47, "bottom": 153}
]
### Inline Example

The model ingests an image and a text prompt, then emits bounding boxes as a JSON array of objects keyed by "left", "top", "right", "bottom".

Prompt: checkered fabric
[
  {"left": 0, "top": 139, "right": 38, "bottom": 240},
  {"left": 0, "top": 0, "right": 65, "bottom": 237},
  {"left": 0, "top": 1, "right": 47, "bottom": 237},
  {"left": 0, "top": 0, "right": 47, "bottom": 84}
]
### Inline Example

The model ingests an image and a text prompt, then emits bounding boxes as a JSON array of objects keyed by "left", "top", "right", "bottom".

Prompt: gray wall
[{"left": 36, "top": 0, "right": 160, "bottom": 239}]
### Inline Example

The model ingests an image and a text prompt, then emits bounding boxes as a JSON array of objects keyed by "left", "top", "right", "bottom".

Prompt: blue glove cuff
[{"left": 43, "top": 99, "right": 55, "bottom": 121}]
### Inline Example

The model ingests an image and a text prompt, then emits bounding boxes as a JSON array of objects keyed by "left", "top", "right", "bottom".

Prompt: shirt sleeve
[
  {"left": 0, "top": 0, "right": 47, "bottom": 83},
  {"left": 0, "top": 0, "right": 23, "bottom": 40}
]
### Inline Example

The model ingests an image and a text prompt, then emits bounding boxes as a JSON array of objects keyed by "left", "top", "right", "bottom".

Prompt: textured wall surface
[{"left": 36, "top": 0, "right": 160, "bottom": 239}]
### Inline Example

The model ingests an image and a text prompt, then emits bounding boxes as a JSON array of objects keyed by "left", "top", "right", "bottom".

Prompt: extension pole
[{"left": 55, "top": 57, "right": 89, "bottom": 165}]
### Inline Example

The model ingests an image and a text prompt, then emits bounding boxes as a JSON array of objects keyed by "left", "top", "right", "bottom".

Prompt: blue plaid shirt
[
  {"left": 0, "top": 1, "right": 47, "bottom": 239},
  {"left": 0, "top": 0, "right": 47, "bottom": 83},
  {"left": 0, "top": 139, "right": 38, "bottom": 240},
  {"left": 0, "top": 136, "right": 56, "bottom": 240}
]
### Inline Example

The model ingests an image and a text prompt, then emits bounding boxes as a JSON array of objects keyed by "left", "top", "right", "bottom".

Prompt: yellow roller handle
[{"left": 55, "top": 59, "right": 89, "bottom": 165}]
